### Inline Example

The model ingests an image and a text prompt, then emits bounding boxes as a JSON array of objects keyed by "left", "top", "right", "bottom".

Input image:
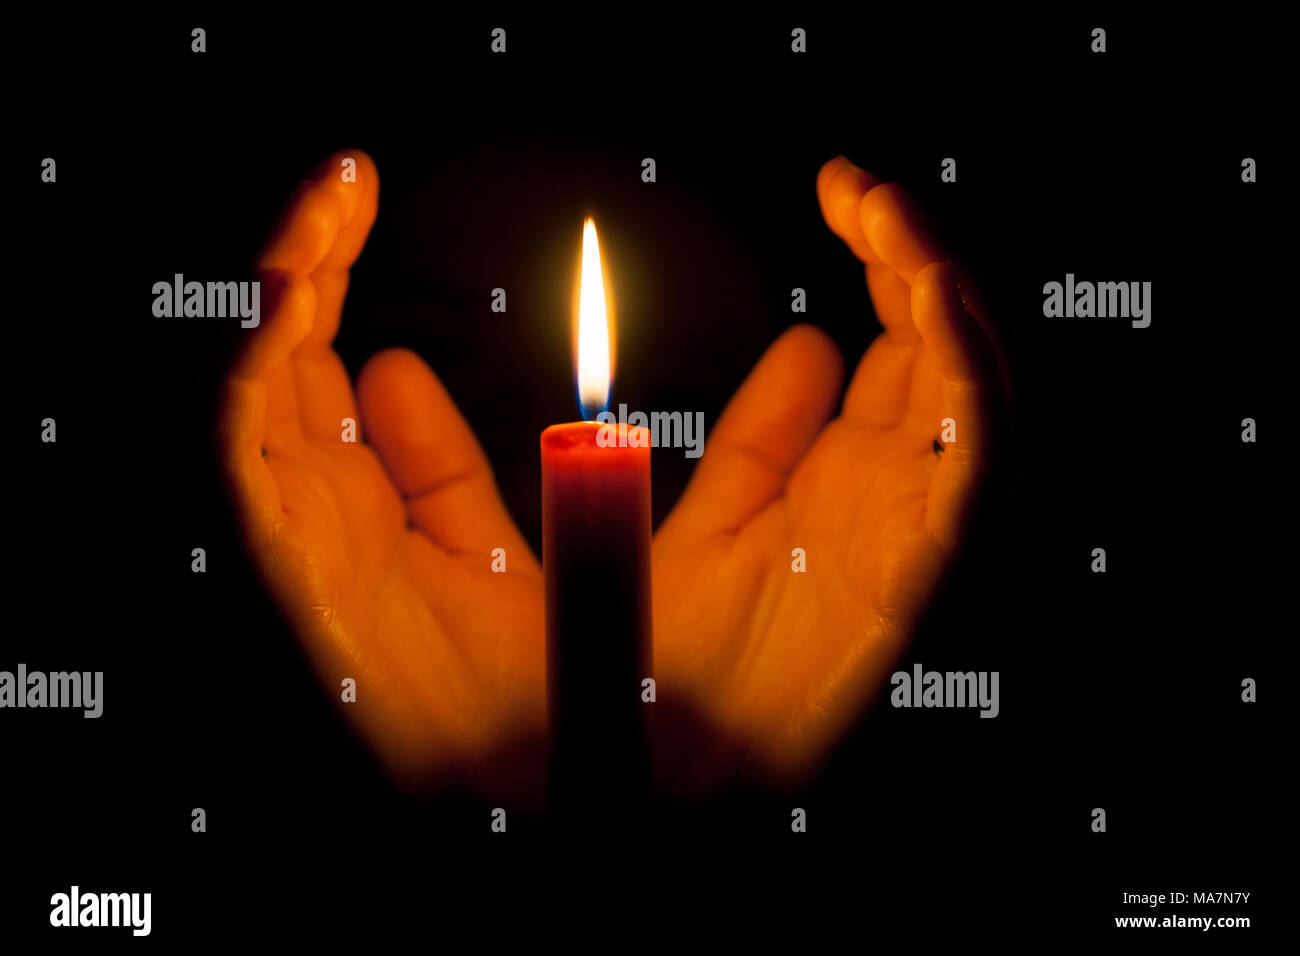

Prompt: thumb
[
  {"left": 356, "top": 347, "right": 537, "bottom": 570},
  {"left": 656, "top": 325, "right": 843, "bottom": 550}
]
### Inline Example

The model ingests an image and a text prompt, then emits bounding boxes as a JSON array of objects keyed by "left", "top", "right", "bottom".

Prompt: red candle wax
[{"left": 541, "top": 420, "right": 652, "bottom": 813}]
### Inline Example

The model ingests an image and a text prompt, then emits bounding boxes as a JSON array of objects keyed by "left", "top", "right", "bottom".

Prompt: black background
[{"left": 7, "top": 9, "right": 1282, "bottom": 943}]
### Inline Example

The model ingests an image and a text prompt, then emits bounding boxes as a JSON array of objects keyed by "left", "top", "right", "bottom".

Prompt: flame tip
[{"left": 575, "top": 214, "right": 612, "bottom": 417}]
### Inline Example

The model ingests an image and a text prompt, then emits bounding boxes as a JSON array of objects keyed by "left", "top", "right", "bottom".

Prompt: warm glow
[{"left": 575, "top": 217, "right": 612, "bottom": 418}]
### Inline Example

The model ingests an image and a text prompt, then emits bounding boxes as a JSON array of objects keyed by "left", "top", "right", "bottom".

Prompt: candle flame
[{"left": 575, "top": 217, "right": 613, "bottom": 419}]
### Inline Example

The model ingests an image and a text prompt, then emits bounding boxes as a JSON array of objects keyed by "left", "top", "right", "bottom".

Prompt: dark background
[{"left": 7, "top": 9, "right": 1282, "bottom": 942}]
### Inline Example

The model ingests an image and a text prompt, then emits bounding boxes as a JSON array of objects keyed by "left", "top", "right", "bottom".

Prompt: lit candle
[{"left": 541, "top": 218, "right": 652, "bottom": 817}]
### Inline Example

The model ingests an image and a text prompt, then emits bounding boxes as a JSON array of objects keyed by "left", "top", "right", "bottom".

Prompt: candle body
[{"left": 541, "top": 421, "right": 651, "bottom": 817}]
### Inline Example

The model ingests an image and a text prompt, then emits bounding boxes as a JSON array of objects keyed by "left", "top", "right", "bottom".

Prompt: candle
[{"left": 542, "top": 219, "right": 652, "bottom": 819}]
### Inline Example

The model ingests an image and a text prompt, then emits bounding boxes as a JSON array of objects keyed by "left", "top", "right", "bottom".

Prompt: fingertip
[
  {"left": 816, "top": 155, "right": 852, "bottom": 208},
  {"left": 311, "top": 149, "right": 380, "bottom": 272},
  {"left": 359, "top": 344, "right": 423, "bottom": 375},
  {"left": 816, "top": 157, "right": 886, "bottom": 265},
  {"left": 309, "top": 149, "right": 380, "bottom": 221},
  {"left": 859, "top": 183, "right": 946, "bottom": 283},
  {"left": 780, "top": 322, "right": 845, "bottom": 392},
  {"left": 259, "top": 151, "right": 380, "bottom": 276},
  {"left": 741, "top": 324, "right": 845, "bottom": 437},
  {"left": 716, "top": 324, "right": 845, "bottom": 446},
  {"left": 356, "top": 347, "right": 517, "bottom": 555},
  {"left": 327, "top": 148, "right": 379, "bottom": 182},
  {"left": 911, "top": 262, "right": 997, "bottom": 389},
  {"left": 257, "top": 183, "right": 344, "bottom": 274},
  {"left": 665, "top": 322, "right": 845, "bottom": 542},
  {"left": 356, "top": 346, "right": 475, "bottom": 465},
  {"left": 356, "top": 347, "right": 436, "bottom": 416},
  {"left": 824, "top": 163, "right": 883, "bottom": 243},
  {"left": 911, "top": 261, "right": 958, "bottom": 308}
]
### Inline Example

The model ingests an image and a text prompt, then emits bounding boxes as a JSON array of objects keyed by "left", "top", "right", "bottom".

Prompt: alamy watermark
[
  {"left": 0, "top": 664, "right": 103, "bottom": 717},
  {"left": 1043, "top": 273, "right": 1151, "bottom": 328},
  {"left": 890, "top": 663, "right": 999, "bottom": 718},
  {"left": 152, "top": 273, "right": 260, "bottom": 327},
  {"left": 596, "top": 404, "right": 705, "bottom": 459},
  {"left": 50, "top": 886, "right": 150, "bottom": 936}
]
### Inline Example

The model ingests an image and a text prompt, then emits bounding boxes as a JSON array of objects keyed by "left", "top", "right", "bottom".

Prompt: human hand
[
  {"left": 218, "top": 150, "right": 546, "bottom": 797},
  {"left": 651, "top": 156, "right": 1006, "bottom": 789}
]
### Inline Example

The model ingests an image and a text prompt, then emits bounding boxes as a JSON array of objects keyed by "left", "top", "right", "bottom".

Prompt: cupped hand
[
  {"left": 651, "top": 156, "right": 1006, "bottom": 788},
  {"left": 219, "top": 150, "right": 545, "bottom": 795},
  {"left": 222, "top": 150, "right": 1004, "bottom": 798}
]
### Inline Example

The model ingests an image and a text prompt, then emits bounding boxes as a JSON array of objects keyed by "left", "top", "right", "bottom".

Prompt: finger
[
  {"left": 657, "top": 325, "right": 844, "bottom": 547},
  {"left": 858, "top": 182, "right": 949, "bottom": 284},
  {"left": 218, "top": 273, "right": 317, "bottom": 550},
  {"left": 816, "top": 156, "right": 885, "bottom": 264},
  {"left": 229, "top": 272, "right": 317, "bottom": 385},
  {"left": 952, "top": 261, "right": 1012, "bottom": 406},
  {"left": 820, "top": 162, "right": 930, "bottom": 428},
  {"left": 255, "top": 150, "right": 379, "bottom": 440},
  {"left": 910, "top": 262, "right": 999, "bottom": 551},
  {"left": 906, "top": 347, "right": 945, "bottom": 421},
  {"left": 218, "top": 376, "right": 284, "bottom": 551},
  {"left": 356, "top": 347, "right": 537, "bottom": 568},
  {"left": 284, "top": 150, "right": 380, "bottom": 348},
  {"left": 841, "top": 333, "right": 919, "bottom": 428},
  {"left": 291, "top": 341, "right": 361, "bottom": 443},
  {"left": 231, "top": 149, "right": 379, "bottom": 388},
  {"left": 842, "top": 254, "right": 931, "bottom": 425},
  {"left": 221, "top": 150, "right": 379, "bottom": 545},
  {"left": 256, "top": 149, "right": 380, "bottom": 284},
  {"left": 866, "top": 261, "right": 920, "bottom": 342},
  {"left": 842, "top": 263, "right": 949, "bottom": 427}
]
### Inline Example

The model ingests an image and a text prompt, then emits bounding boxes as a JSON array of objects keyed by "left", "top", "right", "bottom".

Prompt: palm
[
  {"left": 258, "top": 429, "right": 543, "bottom": 780},
  {"left": 652, "top": 157, "right": 1001, "bottom": 785},
  {"left": 220, "top": 152, "right": 544, "bottom": 791}
]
